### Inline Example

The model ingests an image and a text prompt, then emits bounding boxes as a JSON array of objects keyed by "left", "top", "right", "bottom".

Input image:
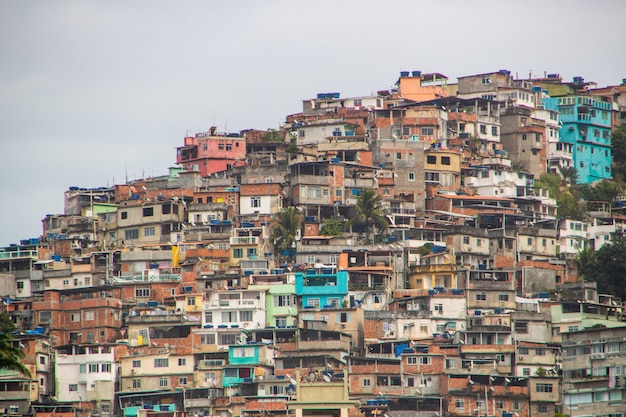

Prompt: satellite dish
[
  {"left": 290, "top": 378, "right": 297, "bottom": 385},
  {"left": 308, "top": 372, "right": 317, "bottom": 383},
  {"left": 323, "top": 374, "right": 331, "bottom": 382},
  {"left": 468, "top": 380, "right": 475, "bottom": 385}
]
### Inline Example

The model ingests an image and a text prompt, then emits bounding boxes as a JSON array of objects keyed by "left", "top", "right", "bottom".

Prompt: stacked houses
[{"left": 2, "top": 70, "right": 626, "bottom": 417}]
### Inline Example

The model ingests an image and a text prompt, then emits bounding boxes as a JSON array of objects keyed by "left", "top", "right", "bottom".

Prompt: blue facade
[
  {"left": 543, "top": 96, "right": 612, "bottom": 183},
  {"left": 295, "top": 270, "right": 348, "bottom": 308}
]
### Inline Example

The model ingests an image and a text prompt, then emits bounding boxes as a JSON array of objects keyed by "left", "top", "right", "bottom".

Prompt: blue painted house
[
  {"left": 222, "top": 344, "right": 276, "bottom": 387},
  {"left": 295, "top": 270, "right": 348, "bottom": 309},
  {"left": 543, "top": 95, "right": 612, "bottom": 183}
]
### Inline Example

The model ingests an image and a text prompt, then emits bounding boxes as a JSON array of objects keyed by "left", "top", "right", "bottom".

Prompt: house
[
  {"left": 55, "top": 343, "right": 117, "bottom": 417},
  {"left": 543, "top": 90, "right": 613, "bottom": 183},
  {"left": 176, "top": 128, "right": 246, "bottom": 177}
]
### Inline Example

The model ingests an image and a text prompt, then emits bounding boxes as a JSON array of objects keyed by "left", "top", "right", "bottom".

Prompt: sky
[{"left": 1, "top": 0, "right": 625, "bottom": 247}]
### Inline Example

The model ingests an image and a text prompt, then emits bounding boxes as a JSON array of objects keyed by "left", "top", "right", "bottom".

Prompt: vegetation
[
  {"left": 261, "top": 129, "right": 282, "bottom": 142},
  {"left": 577, "top": 239, "right": 626, "bottom": 301},
  {"left": 320, "top": 219, "right": 344, "bottom": 236},
  {"left": 536, "top": 171, "right": 584, "bottom": 220},
  {"left": 344, "top": 189, "right": 389, "bottom": 242},
  {"left": 271, "top": 207, "right": 302, "bottom": 260},
  {"left": 612, "top": 125, "right": 626, "bottom": 182},
  {"left": 0, "top": 314, "right": 30, "bottom": 377}
]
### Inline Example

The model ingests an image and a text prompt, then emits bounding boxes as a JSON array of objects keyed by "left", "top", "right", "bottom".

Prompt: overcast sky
[{"left": 1, "top": 0, "right": 625, "bottom": 247}]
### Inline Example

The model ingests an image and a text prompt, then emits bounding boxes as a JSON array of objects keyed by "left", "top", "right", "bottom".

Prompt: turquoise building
[
  {"left": 295, "top": 270, "right": 348, "bottom": 309},
  {"left": 543, "top": 95, "right": 612, "bottom": 183},
  {"left": 222, "top": 344, "right": 275, "bottom": 387}
]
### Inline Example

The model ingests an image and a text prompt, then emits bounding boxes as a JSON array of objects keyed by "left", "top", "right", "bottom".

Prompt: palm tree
[
  {"left": 576, "top": 245, "right": 596, "bottom": 282},
  {"left": 558, "top": 165, "right": 579, "bottom": 187},
  {"left": 272, "top": 207, "right": 302, "bottom": 260},
  {"left": 0, "top": 333, "right": 30, "bottom": 377},
  {"left": 345, "top": 189, "right": 389, "bottom": 243}
]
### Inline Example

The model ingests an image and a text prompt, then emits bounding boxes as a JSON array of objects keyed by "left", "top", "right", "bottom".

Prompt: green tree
[
  {"left": 612, "top": 125, "right": 626, "bottom": 182},
  {"left": 579, "top": 180, "right": 620, "bottom": 205},
  {"left": 557, "top": 165, "right": 579, "bottom": 187},
  {"left": 261, "top": 129, "right": 282, "bottom": 142},
  {"left": 0, "top": 313, "right": 29, "bottom": 376},
  {"left": 583, "top": 239, "right": 626, "bottom": 301},
  {"left": 576, "top": 245, "right": 596, "bottom": 282},
  {"left": 320, "top": 219, "right": 344, "bottom": 236},
  {"left": 344, "top": 189, "right": 389, "bottom": 242},
  {"left": 271, "top": 207, "right": 302, "bottom": 259}
]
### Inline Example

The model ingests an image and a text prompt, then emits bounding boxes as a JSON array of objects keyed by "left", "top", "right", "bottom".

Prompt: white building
[{"left": 55, "top": 344, "right": 116, "bottom": 416}]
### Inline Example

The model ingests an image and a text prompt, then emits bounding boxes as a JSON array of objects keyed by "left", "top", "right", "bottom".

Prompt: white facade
[
  {"left": 202, "top": 288, "right": 267, "bottom": 329},
  {"left": 239, "top": 195, "right": 274, "bottom": 216},
  {"left": 55, "top": 345, "right": 116, "bottom": 414},
  {"left": 558, "top": 220, "right": 590, "bottom": 255}
]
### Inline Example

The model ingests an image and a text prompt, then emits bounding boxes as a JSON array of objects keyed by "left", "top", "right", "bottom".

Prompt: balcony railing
[{"left": 230, "top": 237, "right": 259, "bottom": 245}]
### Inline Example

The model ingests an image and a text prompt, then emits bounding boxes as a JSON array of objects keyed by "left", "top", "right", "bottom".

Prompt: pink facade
[{"left": 177, "top": 130, "right": 246, "bottom": 177}]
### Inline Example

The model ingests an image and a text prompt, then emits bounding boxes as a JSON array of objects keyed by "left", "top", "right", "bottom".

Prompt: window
[
  {"left": 101, "top": 363, "right": 112, "bottom": 373},
  {"left": 536, "top": 383, "right": 553, "bottom": 393},
  {"left": 240, "top": 310, "right": 253, "bottom": 321},
  {"left": 441, "top": 156, "right": 450, "bottom": 165},
  {"left": 101, "top": 402, "right": 111, "bottom": 414},
  {"left": 419, "top": 356, "right": 431, "bottom": 365},
  {"left": 535, "top": 348, "right": 545, "bottom": 356},
  {"left": 226, "top": 143, "right": 232, "bottom": 151},
  {"left": 445, "top": 359, "right": 457, "bottom": 369},
  {"left": 537, "top": 404, "right": 548, "bottom": 413},
  {"left": 220, "top": 311, "right": 237, "bottom": 322},
  {"left": 491, "top": 126, "right": 498, "bottom": 136},
  {"left": 121, "top": 211, "right": 128, "bottom": 220},
  {"left": 132, "top": 360, "right": 141, "bottom": 368},
  {"left": 125, "top": 229, "right": 139, "bottom": 240},
  {"left": 132, "top": 379, "right": 141, "bottom": 389},
  {"left": 187, "top": 297, "right": 196, "bottom": 306},
  {"left": 421, "top": 127, "right": 434, "bottom": 136},
  {"left": 233, "top": 248, "right": 243, "bottom": 258},
  {"left": 362, "top": 378, "right": 371, "bottom": 387},
  {"left": 455, "top": 399, "right": 465, "bottom": 409},
  {"left": 523, "top": 368, "right": 530, "bottom": 376},
  {"left": 427, "top": 155, "right": 436, "bottom": 164},
  {"left": 178, "top": 358, "right": 186, "bottom": 366},
  {"left": 518, "top": 347, "right": 529, "bottom": 355},
  {"left": 200, "top": 334, "right": 216, "bottom": 345},
  {"left": 135, "top": 287, "right": 150, "bottom": 298},
  {"left": 480, "top": 124, "right": 487, "bottom": 134},
  {"left": 69, "top": 384, "right": 78, "bottom": 392},
  {"left": 476, "top": 293, "right": 486, "bottom": 301},
  {"left": 84, "top": 311, "right": 95, "bottom": 321},
  {"left": 154, "top": 358, "right": 169, "bottom": 368},
  {"left": 463, "top": 236, "right": 470, "bottom": 244},
  {"left": 251, "top": 197, "right": 261, "bottom": 208},
  {"left": 396, "top": 152, "right": 402, "bottom": 160},
  {"left": 481, "top": 76, "right": 491, "bottom": 84},
  {"left": 408, "top": 172, "right": 415, "bottom": 181},
  {"left": 407, "top": 357, "right": 417, "bottom": 364},
  {"left": 159, "top": 377, "right": 169, "bottom": 388},
  {"left": 39, "top": 356, "right": 46, "bottom": 365},
  {"left": 89, "top": 364, "right": 99, "bottom": 373},
  {"left": 144, "top": 227, "right": 155, "bottom": 237},
  {"left": 307, "top": 298, "right": 320, "bottom": 308},
  {"left": 143, "top": 207, "right": 154, "bottom": 217},
  {"left": 70, "top": 313, "right": 80, "bottom": 322},
  {"left": 79, "top": 364, "right": 86, "bottom": 373},
  {"left": 498, "top": 293, "right": 509, "bottom": 302},
  {"left": 434, "top": 304, "right": 443, "bottom": 313},
  {"left": 275, "top": 295, "right": 295, "bottom": 307},
  {"left": 179, "top": 377, "right": 188, "bottom": 385}
]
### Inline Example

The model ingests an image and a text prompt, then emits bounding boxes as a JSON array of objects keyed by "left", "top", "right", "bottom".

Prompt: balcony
[{"left": 230, "top": 236, "right": 259, "bottom": 245}]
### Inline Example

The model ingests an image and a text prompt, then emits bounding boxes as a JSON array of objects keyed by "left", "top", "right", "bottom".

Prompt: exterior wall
[
  {"left": 116, "top": 200, "right": 186, "bottom": 246},
  {"left": 543, "top": 96, "right": 612, "bottom": 183},
  {"left": 55, "top": 344, "right": 116, "bottom": 414},
  {"left": 32, "top": 290, "right": 122, "bottom": 346}
]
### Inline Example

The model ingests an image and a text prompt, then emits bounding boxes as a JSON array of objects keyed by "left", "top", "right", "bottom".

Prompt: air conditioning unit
[{"left": 591, "top": 353, "right": 606, "bottom": 360}]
